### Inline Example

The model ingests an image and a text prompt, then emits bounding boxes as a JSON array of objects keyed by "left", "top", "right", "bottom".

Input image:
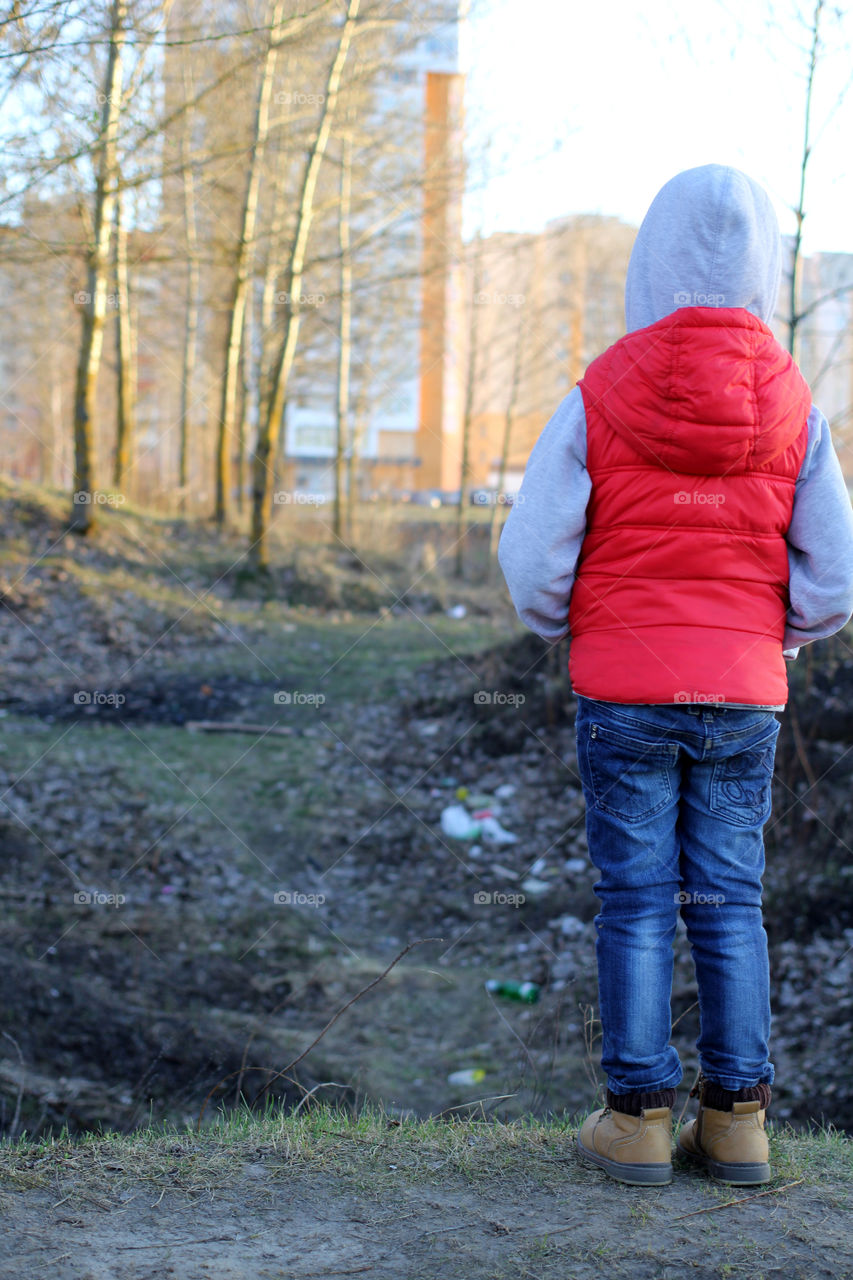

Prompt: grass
[{"left": 1, "top": 1099, "right": 849, "bottom": 1200}]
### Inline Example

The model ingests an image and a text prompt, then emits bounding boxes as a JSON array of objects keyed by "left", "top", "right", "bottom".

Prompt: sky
[{"left": 462, "top": 0, "right": 853, "bottom": 256}]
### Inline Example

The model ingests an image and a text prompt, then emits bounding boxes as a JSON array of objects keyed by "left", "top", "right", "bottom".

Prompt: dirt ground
[{"left": 1, "top": 1155, "right": 849, "bottom": 1280}]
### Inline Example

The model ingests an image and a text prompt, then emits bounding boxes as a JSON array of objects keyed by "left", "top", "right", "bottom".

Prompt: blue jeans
[{"left": 574, "top": 696, "right": 780, "bottom": 1096}]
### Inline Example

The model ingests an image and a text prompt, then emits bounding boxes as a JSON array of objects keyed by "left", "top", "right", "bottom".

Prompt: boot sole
[
  {"left": 576, "top": 1134, "right": 672, "bottom": 1186},
  {"left": 679, "top": 1143, "right": 770, "bottom": 1185}
]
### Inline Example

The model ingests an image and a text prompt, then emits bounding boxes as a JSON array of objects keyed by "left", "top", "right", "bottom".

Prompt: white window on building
[{"left": 294, "top": 425, "right": 335, "bottom": 452}]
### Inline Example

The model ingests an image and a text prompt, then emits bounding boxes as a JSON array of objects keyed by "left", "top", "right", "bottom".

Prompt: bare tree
[
  {"left": 454, "top": 233, "right": 485, "bottom": 579},
  {"left": 214, "top": 0, "right": 287, "bottom": 527},
  {"left": 113, "top": 184, "right": 135, "bottom": 488},
  {"left": 788, "top": 0, "right": 824, "bottom": 362},
  {"left": 70, "top": 0, "right": 127, "bottom": 531},
  {"left": 177, "top": 63, "right": 200, "bottom": 509},
  {"left": 488, "top": 254, "right": 531, "bottom": 575},
  {"left": 333, "top": 118, "right": 353, "bottom": 539},
  {"left": 249, "top": 0, "right": 361, "bottom": 571}
]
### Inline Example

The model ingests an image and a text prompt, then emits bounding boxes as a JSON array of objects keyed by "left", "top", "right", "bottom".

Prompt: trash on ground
[
  {"left": 447, "top": 1067, "right": 486, "bottom": 1086},
  {"left": 485, "top": 979, "right": 540, "bottom": 1003},
  {"left": 440, "top": 804, "right": 482, "bottom": 840},
  {"left": 479, "top": 814, "right": 518, "bottom": 844},
  {"left": 520, "top": 876, "right": 551, "bottom": 896},
  {"left": 440, "top": 801, "right": 517, "bottom": 845}
]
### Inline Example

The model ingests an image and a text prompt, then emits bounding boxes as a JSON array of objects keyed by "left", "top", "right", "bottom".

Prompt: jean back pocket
[
  {"left": 581, "top": 721, "right": 679, "bottom": 824},
  {"left": 709, "top": 722, "right": 779, "bottom": 828}
]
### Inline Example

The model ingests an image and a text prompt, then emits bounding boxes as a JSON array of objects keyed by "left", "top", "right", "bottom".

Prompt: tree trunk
[
  {"left": 236, "top": 292, "right": 252, "bottom": 515},
  {"left": 454, "top": 233, "right": 483, "bottom": 579},
  {"left": 113, "top": 185, "right": 135, "bottom": 490},
  {"left": 178, "top": 68, "right": 200, "bottom": 511},
  {"left": 250, "top": 0, "right": 361, "bottom": 572},
  {"left": 257, "top": 150, "right": 292, "bottom": 437},
  {"left": 70, "top": 0, "right": 126, "bottom": 532},
  {"left": 215, "top": 0, "right": 286, "bottom": 528},
  {"left": 488, "top": 287, "right": 527, "bottom": 575},
  {"left": 789, "top": 0, "right": 823, "bottom": 362},
  {"left": 334, "top": 123, "right": 353, "bottom": 540},
  {"left": 345, "top": 335, "right": 376, "bottom": 540}
]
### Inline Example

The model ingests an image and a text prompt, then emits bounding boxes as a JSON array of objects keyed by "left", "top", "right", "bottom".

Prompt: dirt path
[{"left": 2, "top": 1157, "right": 848, "bottom": 1280}]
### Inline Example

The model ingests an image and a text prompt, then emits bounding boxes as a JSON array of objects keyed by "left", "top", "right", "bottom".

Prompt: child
[{"left": 498, "top": 165, "right": 853, "bottom": 1187}]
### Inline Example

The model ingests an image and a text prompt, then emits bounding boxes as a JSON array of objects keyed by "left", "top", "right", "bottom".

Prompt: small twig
[
  {"left": 432, "top": 1093, "right": 517, "bottom": 1119},
  {"left": 298, "top": 1266, "right": 374, "bottom": 1277},
  {"left": 255, "top": 938, "right": 443, "bottom": 1095},
  {"left": 672, "top": 1178, "right": 805, "bottom": 1220},
  {"left": 580, "top": 1001, "right": 603, "bottom": 1095},
  {"left": 788, "top": 698, "right": 817, "bottom": 790},
  {"left": 117, "top": 1234, "right": 238, "bottom": 1251},
  {"left": 291, "top": 1081, "right": 355, "bottom": 1116},
  {"left": 197, "top": 1067, "right": 303, "bottom": 1131},
  {"left": 1, "top": 1031, "right": 25, "bottom": 1140},
  {"left": 184, "top": 720, "right": 294, "bottom": 736},
  {"left": 676, "top": 1068, "right": 700, "bottom": 1126},
  {"left": 671, "top": 1001, "right": 699, "bottom": 1032},
  {"left": 197, "top": 937, "right": 442, "bottom": 1129},
  {"left": 412, "top": 1221, "right": 481, "bottom": 1239},
  {"left": 484, "top": 990, "right": 539, "bottom": 1095}
]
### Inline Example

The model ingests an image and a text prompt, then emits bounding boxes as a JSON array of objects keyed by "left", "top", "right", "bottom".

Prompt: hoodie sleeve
[
  {"left": 783, "top": 404, "right": 853, "bottom": 655},
  {"left": 497, "top": 386, "right": 590, "bottom": 641}
]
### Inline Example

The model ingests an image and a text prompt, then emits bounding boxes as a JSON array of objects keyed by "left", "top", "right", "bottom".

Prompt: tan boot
[
  {"left": 577, "top": 1106, "right": 673, "bottom": 1185},
  {"left": 678, "top": 1094, "right": 770, "bottom": 1184}
]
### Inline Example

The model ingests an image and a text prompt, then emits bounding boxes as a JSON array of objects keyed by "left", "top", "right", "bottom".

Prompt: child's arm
[
  {"left": 784, "top": 404, "right": 853, "bottom": 656},
  {"left": 497, "top": 386, "right": 590, "bottom": 641}
]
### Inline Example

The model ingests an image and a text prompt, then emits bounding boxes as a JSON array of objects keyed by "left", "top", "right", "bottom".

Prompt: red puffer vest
[{"left": 569, "top": 307, "right": 811, "bottom": 705}]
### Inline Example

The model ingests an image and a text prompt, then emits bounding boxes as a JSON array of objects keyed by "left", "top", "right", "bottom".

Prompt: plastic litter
[
  {"left": 485, "top": 979, "right": 540, "bottom": 1004},
  {"left": 440, "top": 804, "right": 482, "bottom": 840},
  {"left": 447, "top": 1067, "right": 486, "bottom": 1086},
  {"left": 478, "top": 814, "right": 518, "bottom": 844},
  {"left": 446, "top": 604, "right": 467, "bottom": 619},
  {"left": 520, "top": 876, "right": 550, "bottom": 896},
  {"left": 495, "top": 782, "right": 516, "bottom": 799},
  {"left": 440, "top": 802, "right": 517, "bottom": 845}
]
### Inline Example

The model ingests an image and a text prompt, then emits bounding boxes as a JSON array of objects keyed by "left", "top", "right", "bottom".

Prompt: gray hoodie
[{"left": 497, "top": 164, "right": 853, "bottom": 704}]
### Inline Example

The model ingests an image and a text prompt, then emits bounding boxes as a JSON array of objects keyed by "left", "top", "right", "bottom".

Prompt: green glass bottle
[{"left": 485, "top": 979, "right": 540, "bottom": 1003}]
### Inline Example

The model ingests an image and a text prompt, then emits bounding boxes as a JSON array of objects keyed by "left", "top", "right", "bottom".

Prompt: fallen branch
[
  {"left": 672, "top": 1178, "right": 805, "bottom": 1219},
  {"left": 185, "top": 720, "right": 294, "bottom": 736}
]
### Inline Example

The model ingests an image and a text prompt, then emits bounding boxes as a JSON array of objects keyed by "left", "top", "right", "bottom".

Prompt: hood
[{"left": 625, "top": 165, "right": 783, "bottom": 333}]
